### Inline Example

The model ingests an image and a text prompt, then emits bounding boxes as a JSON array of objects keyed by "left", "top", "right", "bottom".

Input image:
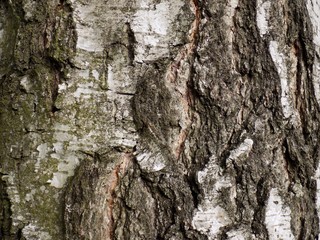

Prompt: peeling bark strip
[
  {"left": 106, "top": 153, "right": 133, "bottom": 239},
  {"left": 167, "top": 0, "right": 200, "bottom": 83},
  {"left": 1, "top": 0, "right": 320, "bottom": 239},
  {"left": 164, "top": 0, "right": 201, "bottom": 160}
]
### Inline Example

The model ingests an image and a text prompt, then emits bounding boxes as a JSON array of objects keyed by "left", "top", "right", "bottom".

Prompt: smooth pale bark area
[{"left": 1, "top": 0, "right": 320, "bottom": 239}]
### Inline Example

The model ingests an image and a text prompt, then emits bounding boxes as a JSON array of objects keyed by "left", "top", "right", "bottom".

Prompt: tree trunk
[{"left": 1, "top": 0, "right": 320, "bottom": 239}]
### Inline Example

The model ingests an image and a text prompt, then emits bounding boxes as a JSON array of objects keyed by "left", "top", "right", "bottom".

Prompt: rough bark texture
[{"left": 1, "top": 0, "right": 320, "bottom": 239}]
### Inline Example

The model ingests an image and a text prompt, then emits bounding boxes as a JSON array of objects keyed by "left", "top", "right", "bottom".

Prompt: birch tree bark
[{"left": 1, "top": 0, "right": 320, "bottom": 239}]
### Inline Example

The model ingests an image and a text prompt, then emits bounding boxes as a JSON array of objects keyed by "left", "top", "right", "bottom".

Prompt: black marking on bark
[{"left": 125, "top": 22, "right": 136, "bottom": 66}]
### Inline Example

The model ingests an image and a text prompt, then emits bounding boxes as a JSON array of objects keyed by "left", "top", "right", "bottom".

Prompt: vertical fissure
[{"left": 0, "top": 174, "right": 13, "bottom": 239}]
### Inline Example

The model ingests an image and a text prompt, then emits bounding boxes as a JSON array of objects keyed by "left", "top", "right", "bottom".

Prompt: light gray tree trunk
[{"left": 1, "top": 0, "right": 320, "bottom": 239}]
